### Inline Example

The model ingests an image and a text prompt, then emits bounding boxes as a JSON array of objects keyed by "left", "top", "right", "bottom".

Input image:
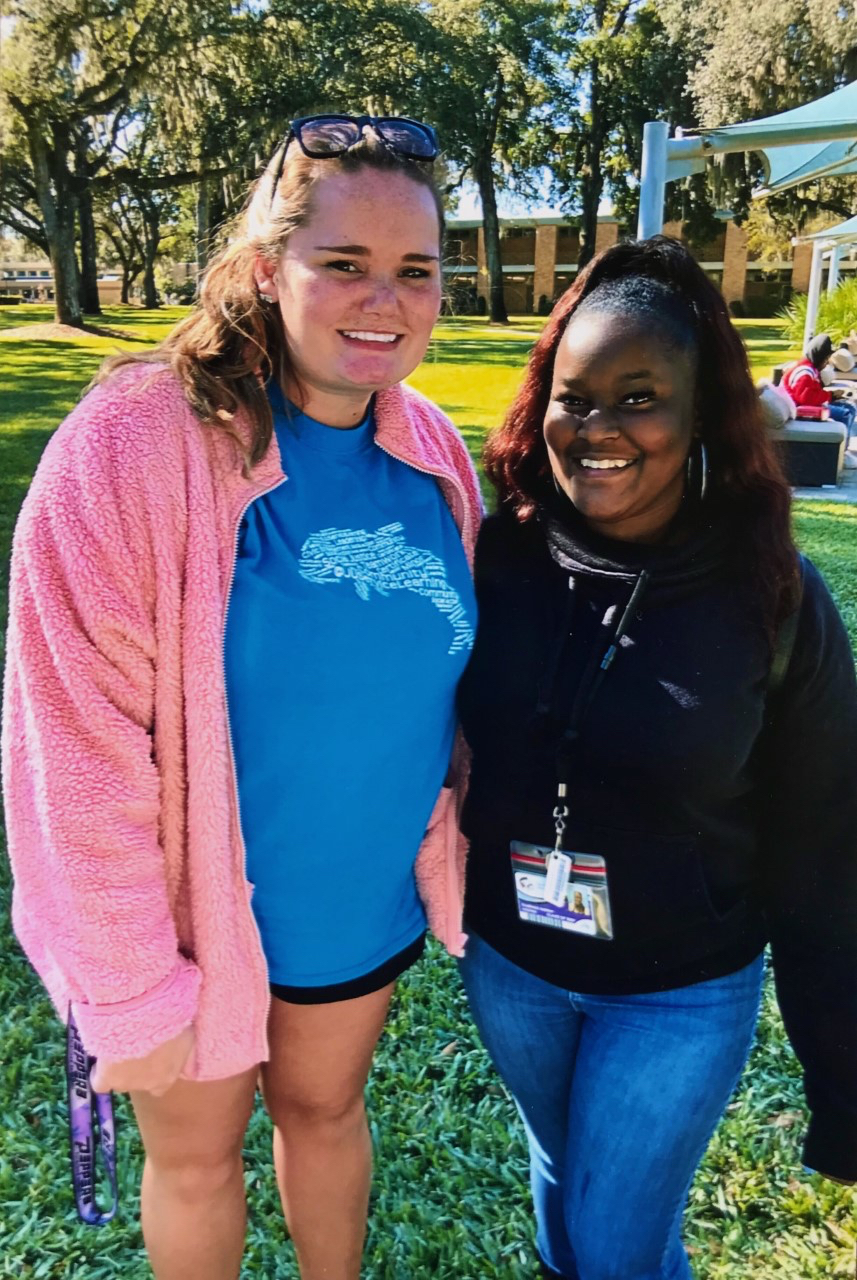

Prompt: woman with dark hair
[
  {"left": 2, "top": 118, "right": 480, "bottom": 1279},
  {"left": 457, "top": 236, "right": 857, "bottom": 1278}
]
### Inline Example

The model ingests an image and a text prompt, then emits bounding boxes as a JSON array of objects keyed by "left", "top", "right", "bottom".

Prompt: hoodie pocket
[{"left": 561, "top": 819, "right": 729, "bottom": 948}]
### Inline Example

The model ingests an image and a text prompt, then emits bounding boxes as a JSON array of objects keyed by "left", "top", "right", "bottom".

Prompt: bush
[
  {"left": 170, "top": 279, "right": 197, "bottom": 304},
  {"left": 0, "top": 294, "right": 22, "bottom": 305},
  {"left": 743, "top": 292, "right": 792, "bottom": 319},
  {"left": 779, "top": 276, "right": 857, "bottom": 345}
]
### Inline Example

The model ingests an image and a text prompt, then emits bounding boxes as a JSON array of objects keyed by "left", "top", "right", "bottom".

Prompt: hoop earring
[{"left": 686, "top": 439, "right": 709, "bottom": 502}]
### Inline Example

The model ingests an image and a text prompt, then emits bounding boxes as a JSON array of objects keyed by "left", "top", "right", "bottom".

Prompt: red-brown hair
[{"left": 484, "top": 235, "right": 799, "bottom": 634}]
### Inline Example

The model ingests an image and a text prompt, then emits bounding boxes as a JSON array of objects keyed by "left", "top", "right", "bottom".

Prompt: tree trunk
[
  {"left": 141, "top": 202, "right": 161, "bottom": 309},
  {"left": 474, "top": 153, "right": 508, "bottom": 325},
  {"left": 577, "top": 58, "right": 605, "bottom": 271},
  {"left": 28, "top": 123, "right": 83, "bottom": 327},
  {"left": 121, "top": 269, "right": 131, "bottom": 305},
  {"left": 74, "top": 127, "right": 102, "bottom": 315},
  {"left": 142, "top": 254, "right": 158, "bottom": 308},
  {"left": 196, "top": 177, "right": 212, "bottom": 275},
  {"left": 77, "top": 186, "right": 102, "bottom": 315},
  {"left": 50, "top": 218, "right": 83, "bottom": 326}
]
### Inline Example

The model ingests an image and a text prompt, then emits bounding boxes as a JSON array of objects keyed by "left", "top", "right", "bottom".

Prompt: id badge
[{"left": 510, "top": 841, "right": 614, "bottom": 939}]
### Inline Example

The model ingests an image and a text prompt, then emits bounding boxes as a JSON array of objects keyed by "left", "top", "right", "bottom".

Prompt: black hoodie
[{"left": 458, "top": 500, "right": 857, "bottom": 1181}]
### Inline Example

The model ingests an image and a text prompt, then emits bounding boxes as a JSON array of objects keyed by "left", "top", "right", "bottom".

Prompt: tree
[
  {"left": 0, "top": 0, "right": 242, "bottom": 325},
  {"left": 659, "top": 0, "right": 857, "bottom": 225},
  {"left": 660, "top": 0, "right": 857, "bottom": 127},
  {"left": 96, "top": 186, "right": 144, "bottom": 305},
  {"left": 549, "top": 1, "right": 705, "bottom": 263},
  {"left": 0, "top": 134, "right": 49, "bottom": 257},
  {"left": 421, "top": 0, "right": 562, "bottom": 323},
  {"left": 147, "top": 2, "right": 322, "bottom": 273}
]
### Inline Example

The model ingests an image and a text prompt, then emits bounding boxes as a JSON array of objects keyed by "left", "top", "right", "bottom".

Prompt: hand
[{"left": 90, "top": 1025, "right": 195, "bottom": 1097}]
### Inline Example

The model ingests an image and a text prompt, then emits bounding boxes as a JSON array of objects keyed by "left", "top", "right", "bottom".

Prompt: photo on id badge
[{"left": 511, "top": 841, "right": 613, "bottom": 939}]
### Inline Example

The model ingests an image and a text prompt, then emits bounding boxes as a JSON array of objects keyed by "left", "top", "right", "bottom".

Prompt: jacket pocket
[{"left": 562, "top": 819, "right": 731, "bottom": 949}]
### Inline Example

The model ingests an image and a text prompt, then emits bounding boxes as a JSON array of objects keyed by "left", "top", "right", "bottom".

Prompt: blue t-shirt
[{"left": 224, "top": 387, "right": 476, "bottom": 986}]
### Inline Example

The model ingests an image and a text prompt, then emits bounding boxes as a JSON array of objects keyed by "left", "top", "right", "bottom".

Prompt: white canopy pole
[
  {"left": 637, "top": 84, "right": 857, "bottom": 242},
  {"left": 827, "top": 244, "right": 843, "bottom": 294},
  {"left": 637, "top": 122, "right": 669, "bottom": 238},
  {"left": 803, "top": 240, "right": 826, "bottom": 349}
]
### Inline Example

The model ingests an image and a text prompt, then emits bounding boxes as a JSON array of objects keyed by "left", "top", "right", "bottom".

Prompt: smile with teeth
[
  {"left": 341, "top": 330, "right": 400, "bottom": 343},
  {"left": 577, "top": 457, "right": 637, "bottom": 470}
]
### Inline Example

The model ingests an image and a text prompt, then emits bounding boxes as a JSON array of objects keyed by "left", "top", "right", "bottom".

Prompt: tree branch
[
  {"left": 0, "top": 209, "right": 49, "bottom": 254},
  {"left": 610, "top": 3, "right": 633, "bottom": 39},
  {"left": 75, "top": 2, "right": 185, "bottom": 115},
  {"left": 90, "top": 162, "right": 235, "bottom": 192}
]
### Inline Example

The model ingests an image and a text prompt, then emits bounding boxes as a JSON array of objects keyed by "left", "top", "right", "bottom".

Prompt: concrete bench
[{"left": 769, "top": 419, "right": 847, "bottom": 487}]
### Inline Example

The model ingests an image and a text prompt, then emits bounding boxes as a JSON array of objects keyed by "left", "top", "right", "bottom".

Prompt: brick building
[
  {"left": 443, "top": 215, "right": 837, "bottom": 317},
  {"left": 2, "top": 217, "right": 845, "bottom": 317}
]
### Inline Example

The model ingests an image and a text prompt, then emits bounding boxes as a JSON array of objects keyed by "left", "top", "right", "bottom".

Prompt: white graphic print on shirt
[{"left": 298, "top": 522, "right": 474, "bottom": 655}]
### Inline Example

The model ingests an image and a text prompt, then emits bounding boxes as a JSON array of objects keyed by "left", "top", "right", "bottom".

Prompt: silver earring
[
  {"left": 258, "top": 291, "right": 274, "bottom": 304},
  {"left": 686, "top": 439, "right": 709, "bottom": 502}
]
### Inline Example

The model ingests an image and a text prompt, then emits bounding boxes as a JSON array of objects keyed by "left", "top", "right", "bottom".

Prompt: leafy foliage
[
  {"left": 779, "top": 276, "right": 857, "bottom": 346},
  {"left": 658, "top": 0, "right": 857, "bottom": 227},
  {"left": 550, "top": 1, "right": 714, "bottom": 255}
]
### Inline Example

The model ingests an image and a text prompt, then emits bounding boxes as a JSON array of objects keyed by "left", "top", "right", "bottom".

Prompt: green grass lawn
[{"left": 1, "top": 307, "right": 855, "bottom": 1278}]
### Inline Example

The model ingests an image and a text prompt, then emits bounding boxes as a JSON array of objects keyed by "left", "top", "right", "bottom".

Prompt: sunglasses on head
[{"left": 268, "top": 114, "right": 439, "bottom": 205}]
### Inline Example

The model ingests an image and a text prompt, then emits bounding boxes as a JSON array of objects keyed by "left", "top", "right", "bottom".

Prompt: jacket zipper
[
  {"left": 374, "top": 439, "right": 473, "bottom": 948},
  {"left": 374, "top": 440, "right": 474, "bottom": 561},
  {"left": 221, "top": 475, "right": 287, "bottom": 1057}
]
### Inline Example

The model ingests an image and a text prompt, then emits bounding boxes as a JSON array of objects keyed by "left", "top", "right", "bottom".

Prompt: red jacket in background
[{"left": 782, "top": 357, "right": 830, "bottom": 409}]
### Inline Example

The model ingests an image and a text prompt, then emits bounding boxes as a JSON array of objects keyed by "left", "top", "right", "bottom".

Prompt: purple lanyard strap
[{"left": 66, "top": 1008, "right": 118, "bottom": 1225}]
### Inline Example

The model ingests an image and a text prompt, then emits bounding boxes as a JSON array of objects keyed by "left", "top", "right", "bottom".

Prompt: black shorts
[{"left": 269, "top": 932, "right": 426, "bottom": 1005}]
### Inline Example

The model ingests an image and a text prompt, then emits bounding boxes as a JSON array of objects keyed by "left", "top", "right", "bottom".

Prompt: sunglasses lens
[
  {"left": 376, "top": 119, "right": 437, "bottom": 158},
  {"left": 298, "top": 117, "right": 362, "bottom": 155}
]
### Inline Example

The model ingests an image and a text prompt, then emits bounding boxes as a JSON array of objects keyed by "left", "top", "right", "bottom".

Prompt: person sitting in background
[{"left": 783, "top": 333, "right": 857, "bottom": 468}]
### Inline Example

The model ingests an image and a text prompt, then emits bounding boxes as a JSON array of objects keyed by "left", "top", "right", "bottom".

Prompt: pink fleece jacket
[{"left": 2, "top": 365, "right": 482, "bottom": 1080}]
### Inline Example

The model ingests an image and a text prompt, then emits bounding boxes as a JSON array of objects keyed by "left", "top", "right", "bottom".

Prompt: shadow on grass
[
  {"left": 0, "top": 303, "right": 189, "bottom": 336},
  {"left": 1, "top": 341, "right": 101, "bottom": 407},
  {"left": 425, "top": 336, "right": 535, "bottom": 368},
  {"left": 738, "top": 324, "right": 793, "bottom": 347},
  {"left": 99, "top": 305, "right": 189, "bottom": 331}
]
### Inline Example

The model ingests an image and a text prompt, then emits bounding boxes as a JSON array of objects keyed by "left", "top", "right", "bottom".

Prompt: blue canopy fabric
[
  {"left": 804, "top": 214, "right": 857, "bottom": 244},
  {"left": 713, "top": 81, "right": 857, "bottom": 195}
]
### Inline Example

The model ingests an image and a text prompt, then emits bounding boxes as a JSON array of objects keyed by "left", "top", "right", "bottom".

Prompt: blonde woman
[{"left": 3, "top": 116, "right": 481, "bottom": 1280}]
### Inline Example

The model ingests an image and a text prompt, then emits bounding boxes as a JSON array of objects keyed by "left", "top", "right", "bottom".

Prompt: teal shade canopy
[
  {"left": 714, "top": 81, "right": 857, "bottom": 195},
  {"left": 804, "top": 214, "right": 857, "bottom": 244}
]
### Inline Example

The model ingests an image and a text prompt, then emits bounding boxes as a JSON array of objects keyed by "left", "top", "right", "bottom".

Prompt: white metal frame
[{"left": 637, "top": 118, "right": 857, "bottom": 239}]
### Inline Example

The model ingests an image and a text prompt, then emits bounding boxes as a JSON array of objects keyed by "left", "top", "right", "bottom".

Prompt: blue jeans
[
  {"left": 829, "top": 399, "right": 855, "bottom": 445},
  {"left": 458, "top": 934, "right": 765, "bottom": 1280}
]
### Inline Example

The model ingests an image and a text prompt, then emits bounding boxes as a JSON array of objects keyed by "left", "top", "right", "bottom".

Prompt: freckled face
[
  {"left": 543, "top": 311, "right": 698, "bottom": 543},
  {"left": 261, "top": 168, "right": 442, "bottom": 425}
]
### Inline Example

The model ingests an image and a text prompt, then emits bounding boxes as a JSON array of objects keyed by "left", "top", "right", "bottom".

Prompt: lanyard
[
  {"left": 547, "top": 569, "right": 650, "bottom": 852},
  {"left": 66, "top": 1009, "right": 118, "bottom": 1225}
]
